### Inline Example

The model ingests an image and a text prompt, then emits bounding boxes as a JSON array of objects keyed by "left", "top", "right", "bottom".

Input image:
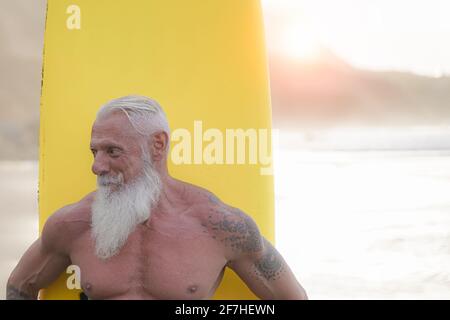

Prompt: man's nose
[{"left": 92, "top": 152, "right": 110, "bottom": 176}]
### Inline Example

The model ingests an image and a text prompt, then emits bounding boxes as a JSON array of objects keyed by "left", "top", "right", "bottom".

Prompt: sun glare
[
  {"left": 262, "top": 0, "right": 450, "bottom": 76},
  {"left": 280, "top": 22, "right": 320, "bottom": 60}
]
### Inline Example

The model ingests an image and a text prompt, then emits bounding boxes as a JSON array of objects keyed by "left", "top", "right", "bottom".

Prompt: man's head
[
  {"left": 90, "top": 95, "right": 170, "bottom": 186},
  {"left": 89, "top": 95, "right": 170, "bottom": 259}
]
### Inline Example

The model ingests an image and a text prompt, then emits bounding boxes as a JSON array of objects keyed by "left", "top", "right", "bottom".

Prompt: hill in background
[{"left": 270, "top": 49, "right": 450, "bottom": 128}]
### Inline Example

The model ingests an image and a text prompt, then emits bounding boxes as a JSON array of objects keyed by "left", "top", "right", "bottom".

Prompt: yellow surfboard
[{"left": 39, "top": 0, "right": 274, "bottom": 299}]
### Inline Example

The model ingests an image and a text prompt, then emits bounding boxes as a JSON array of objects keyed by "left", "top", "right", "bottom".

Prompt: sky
[{"left": 261, "top": 0, "right": 450, "bottom": 77}]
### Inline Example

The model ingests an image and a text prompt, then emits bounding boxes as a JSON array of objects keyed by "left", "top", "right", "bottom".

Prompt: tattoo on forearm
[
  {"left": 208, "top": 208, "right": 263, "bottom": 253},
  {"left": 6, "top": 285, "right": 34, "bottom": 300},
  {"left": 254, "top": 240, "right": 285, "bottom": 281}
]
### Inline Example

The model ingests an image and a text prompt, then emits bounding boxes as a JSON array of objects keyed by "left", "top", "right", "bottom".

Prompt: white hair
[{"left": 97, "top": 95, "right": 170, "bottom": 143}]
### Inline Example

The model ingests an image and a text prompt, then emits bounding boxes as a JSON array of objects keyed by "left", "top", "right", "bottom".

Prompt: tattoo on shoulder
[
  {"left": 6, "top": 285, "right": 34, "bottom": 300},
  {"left": 207, "top": 207, "right": 263, "bottom": 253},
  {"left": 254, "top": 239, "right": 285, "bottom": 281},
  {"left": 207, "top": 194, "right": 221, "bottom": 205}
]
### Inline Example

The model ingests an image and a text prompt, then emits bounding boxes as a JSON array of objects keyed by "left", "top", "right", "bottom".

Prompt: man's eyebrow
[{"left": 90, "top": 142, "right": 124, "bottom": 149}]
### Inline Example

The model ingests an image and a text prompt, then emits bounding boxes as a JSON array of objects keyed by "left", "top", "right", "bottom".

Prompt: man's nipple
[{"left": 187, "top": 285, "right": 198, "bottom": 294}]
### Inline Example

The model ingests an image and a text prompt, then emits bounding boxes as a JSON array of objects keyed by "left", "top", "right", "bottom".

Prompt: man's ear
[{"left": 149, "top": 131, "right": 169, "bottom": 161}]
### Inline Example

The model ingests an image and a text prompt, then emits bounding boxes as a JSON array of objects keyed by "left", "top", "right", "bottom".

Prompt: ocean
[{"left": 274, "top": 128, "right": 450, "bottom": 299}]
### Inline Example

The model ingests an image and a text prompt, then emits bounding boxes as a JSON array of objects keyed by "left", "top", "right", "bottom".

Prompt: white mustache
[{"left": 97, "top": 173, "right": 124, "bottom": 187}]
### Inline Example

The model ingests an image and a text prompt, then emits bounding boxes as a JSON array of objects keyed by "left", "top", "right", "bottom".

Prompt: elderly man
[{"left": 6, "top": 96, "right": 307, "bottom": 300}]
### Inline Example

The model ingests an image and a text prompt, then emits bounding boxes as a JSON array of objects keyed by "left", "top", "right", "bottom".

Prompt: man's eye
[
  {"left": 91, "top": 149, "right": 97, "bottom": 156},
  {"left": 107, "top": 148, "right": 121, "bottom": 157}
]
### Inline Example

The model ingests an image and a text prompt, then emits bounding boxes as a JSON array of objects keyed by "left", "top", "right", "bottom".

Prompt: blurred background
[{"left": 1, "top": 0, "right": 449, "bottom": 299}]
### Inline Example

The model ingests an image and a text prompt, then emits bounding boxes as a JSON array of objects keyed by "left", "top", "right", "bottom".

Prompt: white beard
[{"left": 91, "top": 160, "right": 161, "bottom": 260}]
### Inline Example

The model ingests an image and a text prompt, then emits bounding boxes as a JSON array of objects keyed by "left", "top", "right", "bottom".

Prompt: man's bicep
[
  {"left": 228, "top": 238, "right": 308, "bottom": 300},
  {"left": 7, "top": 216, "right": 71, "bottom": 299},
  {"left": 208, "top": 206, "right": 307, "bottom": 299}
]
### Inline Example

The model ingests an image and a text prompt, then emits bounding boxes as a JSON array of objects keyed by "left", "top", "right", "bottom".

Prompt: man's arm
[
  {"left": 6, "top": 210, "right": 72, "bottom": 300},
  {"left": 207, "top": 203, "right": 307, "bottom": 300},
  {"left": 228, "top": 236, "right": 308, "bottom": 300}
]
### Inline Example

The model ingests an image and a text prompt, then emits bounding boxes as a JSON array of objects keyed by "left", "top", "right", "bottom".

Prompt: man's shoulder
[
  {"left": 177, "top": 181, "right": 221, "bottom": 206},
  {"left": 179, "top": 181, "right": 251, "bottom": 223},
  {"left": 41, "top": 192, "right": 95, "bottom": 252},
  {"left": 45, "top": 192, "right": 94, "bottom": 225},
  {"left": 179, "top": 182, "right": 264, "bottom": 258}
]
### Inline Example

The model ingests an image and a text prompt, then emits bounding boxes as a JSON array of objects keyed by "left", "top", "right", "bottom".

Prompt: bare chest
[{"left": 70, "top": 221, "right": 227, "bottom": 299}]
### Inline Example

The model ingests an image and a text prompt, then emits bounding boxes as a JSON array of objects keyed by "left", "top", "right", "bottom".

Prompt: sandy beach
[{"left": 0, "top": 161, "right": 38, "bottom": 299}]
